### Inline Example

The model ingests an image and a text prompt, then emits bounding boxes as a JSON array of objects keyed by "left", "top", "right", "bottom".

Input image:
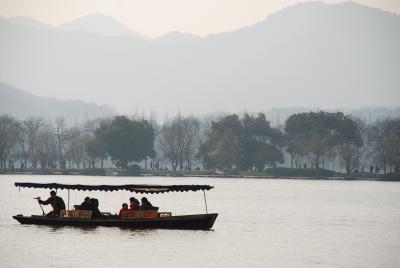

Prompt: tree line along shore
[{"left": 0, "top": 111, "right": 399, "bottom": 180}]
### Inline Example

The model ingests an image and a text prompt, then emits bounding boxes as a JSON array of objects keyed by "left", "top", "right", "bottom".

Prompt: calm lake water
[{"left": 0, "top": 175, "right": 399, "bottom": 268}]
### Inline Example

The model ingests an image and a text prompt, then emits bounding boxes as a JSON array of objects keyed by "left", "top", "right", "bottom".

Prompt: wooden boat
[
  {"left": 13, "top": 182, "right": 218, "bottom": 230},
  {"left": 13, "top": 213, "right": 218, "bottom": 229}
]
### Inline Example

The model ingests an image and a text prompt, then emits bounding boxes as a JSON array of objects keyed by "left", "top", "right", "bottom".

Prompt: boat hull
[{"left": 13, "top": 213, "right": 218, "bottom": 230}]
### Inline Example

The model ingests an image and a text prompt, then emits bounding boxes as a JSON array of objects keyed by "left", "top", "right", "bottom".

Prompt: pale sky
[{"left": 0, "top": 0, "right": 399, "bottom": 37}]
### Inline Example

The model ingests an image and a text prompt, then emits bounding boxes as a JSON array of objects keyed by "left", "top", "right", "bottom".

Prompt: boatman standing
[{"left": 37, "top": 190, "right": 66, "bottom": 217}]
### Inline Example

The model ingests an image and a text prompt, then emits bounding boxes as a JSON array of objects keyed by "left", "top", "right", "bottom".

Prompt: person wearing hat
[{"left": 37, "top": 190, "right": 66, "bottom": 217}]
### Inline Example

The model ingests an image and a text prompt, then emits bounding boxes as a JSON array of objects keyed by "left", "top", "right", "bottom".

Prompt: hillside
[
  {"left": 0, "top": 82, "right": 114, "bottom": 122},
  {"left": 0, "top": 1, "right": 399, "bottom": 115},
  {"left": 57, "top": 14, "right": 147, "bottom": 38}
]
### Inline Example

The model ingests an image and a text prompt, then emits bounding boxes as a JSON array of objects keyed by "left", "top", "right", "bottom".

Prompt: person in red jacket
[
  {"left": 119, "top": 203, "right": 129, "bottom": 219},
  {"left": 129, "top": 197, "right": 139, "bottom": 211}
]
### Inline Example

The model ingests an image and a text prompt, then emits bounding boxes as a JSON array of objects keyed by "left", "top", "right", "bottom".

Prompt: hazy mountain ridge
[
  {"left": 3, "top": 16, "right": 54, "bottom": 30},
  {"left": 57, "top": 14, "right": 148, "bottom": 38},
  {"left": 0, "top": 81, "right": 114, "bottom": 123},
  {"left": 2, "top": 14, "right": 147, "bottom": 38},
  {"left": 0, "top": 1, "right": 399, "bottom": 115},
  {"left": 1, "top": 80, "right": 398, "bottom": 126}
]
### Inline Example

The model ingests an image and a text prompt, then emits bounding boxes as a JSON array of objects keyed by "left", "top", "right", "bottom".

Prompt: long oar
[{"left": 34, "top": 197, "right": 45, "bottom": 215}]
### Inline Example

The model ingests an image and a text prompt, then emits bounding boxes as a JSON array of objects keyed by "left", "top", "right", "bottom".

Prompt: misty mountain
[
  {"left": 3, "top": 16, "right": 54, "bottom": 30},
  {"left": 57, "top": 14, "right": 147, "bottom": 38},
  {"left": 0, "top": 81, "right": 114, "bottom": 123},
  {"left": 0, "top": 1, "right": 399, "bottom": 115},
  {"left": 155, "top": 31, "right": 202, "bottom": 45},
  {"left": 2, "top": 14, "right": 146, "bottom": 38}
]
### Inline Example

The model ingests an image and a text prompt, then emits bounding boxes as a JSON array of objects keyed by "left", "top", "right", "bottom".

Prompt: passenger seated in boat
[
  {"left": 37, "top": 190, "right": 66, "bottom": 217},
  {"left": 90, "top": 198, "right": 102, "bottom": 218},
  {"left": 119, "top": 203, "right": 129, "bottom": 218},
  {"left": 79, "top": 197, "right": 92, "bottom": 210},
  {"left": 139, "top": 197, "right": 156, "bottom": 210},
  {"left": 129, "top": 197, "right": 139, "bottom": 211}
]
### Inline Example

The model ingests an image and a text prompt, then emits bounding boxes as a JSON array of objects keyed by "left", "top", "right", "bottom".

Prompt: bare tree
[
  {"left": 84, "top": 117, "right": 112, "bottom": 169},
  {"left": 158, "top": 118, "right": 181, "bottom": 171},
  {"left": 14, "top": 122, "right": 29, "bottom": 170},
  {"left": 55, "top": 117, "right": 68, "bottom": 169},
  {"left": 23, "top": 117, "right": 44, "bottom": 168},
  {"left": 370, "top": 119, "right": 400, "bottom": 174},
  {"left": 35, "top": 125, "right": 58, "bottom": 169},
  {"left": 196, "top": 118, "right": 214, "bottom": 170},
  {"left": 336, "top": 117, "right": 368, "bottom": 174},
  {"left": 65, "top": 125, "right": 86, "bottom": 169},
  {"left": 182, "top": 117, "right": 200, "bottom": 170},
  {"left": 0, "top": 115, "right": 19, "bottom": 169},
  {"left": 158, "top": 114, "right": 201, "bottom": 171}
]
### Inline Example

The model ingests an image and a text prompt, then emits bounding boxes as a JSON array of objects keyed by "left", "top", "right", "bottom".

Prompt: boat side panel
[{"left": 13, "top": 214, "right": 218, "bottom": 230}]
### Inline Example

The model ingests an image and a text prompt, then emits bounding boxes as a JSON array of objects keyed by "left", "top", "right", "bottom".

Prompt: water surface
[{"left": 1, "top": 175, "right": 399, "bottom": 267}]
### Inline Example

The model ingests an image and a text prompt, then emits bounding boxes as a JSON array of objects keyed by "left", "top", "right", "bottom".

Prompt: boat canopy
[{"left": 15, "top": 182, "right": 213, "bottom": 194}]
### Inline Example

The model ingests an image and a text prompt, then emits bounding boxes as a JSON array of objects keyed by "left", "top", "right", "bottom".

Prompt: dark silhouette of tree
[
  {"left": 241, "top": 113, "right": 284, "bottom": 170},
  {"left": 200, "top": 113, "right": 283, "bottom": 171},
  {"left": 103, "top": 116, "right": 155, "bottom": 169},
  {"left": 285, "top": 112, "right": 347, "bottom": 170},
  {"left": 199, "top": 114, "right": 241, "bottom": 171}
]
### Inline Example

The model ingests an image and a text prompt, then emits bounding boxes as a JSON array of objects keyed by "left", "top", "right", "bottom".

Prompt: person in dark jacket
[
  {"left": 139, "top": 197, "right": 155, "bottom": 210},
  {"left": 79, "top": 197, "right": 92, "bottom": 210},
  {"left": 90, "top": 198, "right": 102, "bottom": 218},
  {"left": 38, "top": 190, "right": 66, "bottom": 217}
]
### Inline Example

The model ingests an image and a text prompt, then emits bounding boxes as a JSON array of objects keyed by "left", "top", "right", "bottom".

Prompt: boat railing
[
  {"left": 59, "top": 210, "right": 173, "bottom": 220},
  {"left": 120, "top": 210, "right": 172, "bottom": 220},
  {"left": 158, "top": 212, "right": 172, "bottom": 218},
  {"left": 60, "top": 210, "right": 92, "bottom": 219},
  {"left": 121, "top": 210, "right": 158, "bottom": 219}
]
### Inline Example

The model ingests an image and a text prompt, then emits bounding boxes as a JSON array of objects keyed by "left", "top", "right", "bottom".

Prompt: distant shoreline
[{"left": 1, "top": 169, "right": 399, "bottom": 182}]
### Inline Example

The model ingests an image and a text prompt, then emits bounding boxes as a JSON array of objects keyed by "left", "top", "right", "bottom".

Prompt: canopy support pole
[
  {"left": 67, "top": 189, "right": 70, "bottom": 210},
  {"left": 203, "top": 190, "right": 208, "bottom": 214}
]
